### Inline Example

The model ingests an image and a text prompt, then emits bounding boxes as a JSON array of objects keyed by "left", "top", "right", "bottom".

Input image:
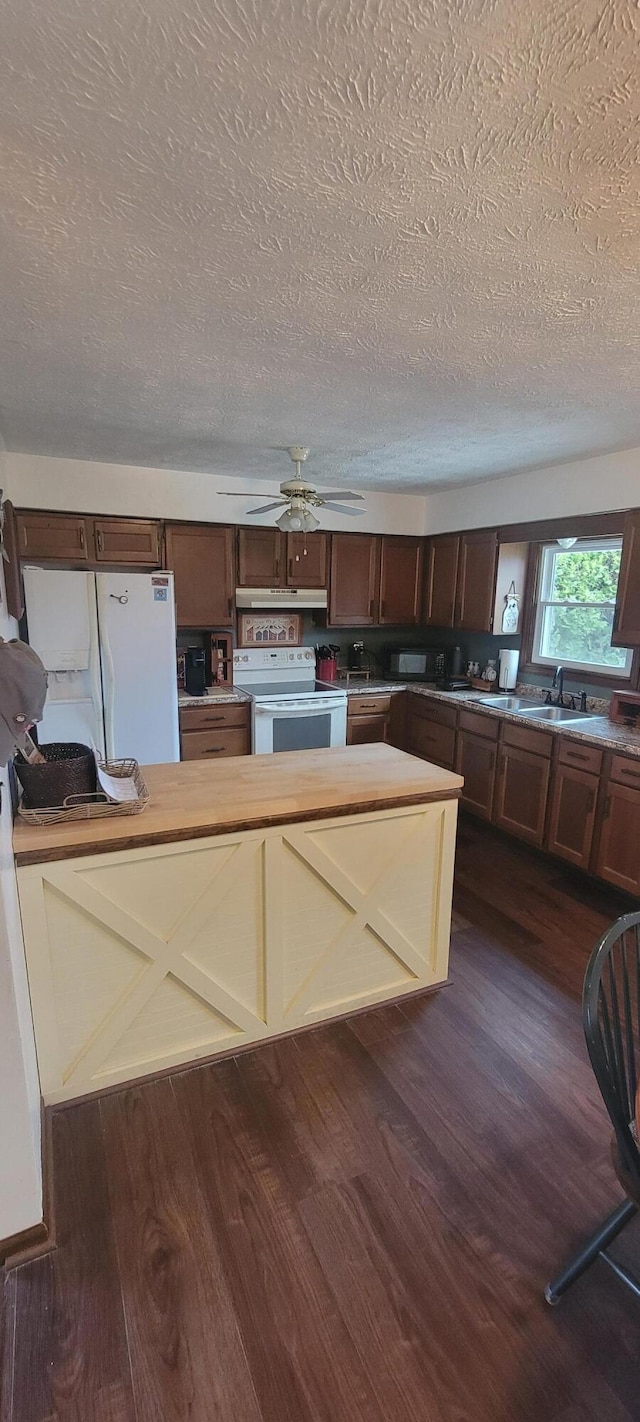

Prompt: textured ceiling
[{"left": 1, "top": 0, "right": 640, "bottom": 492}]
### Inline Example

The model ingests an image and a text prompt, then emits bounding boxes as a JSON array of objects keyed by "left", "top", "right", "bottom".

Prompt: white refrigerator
[{"left": 23, "top": 567, "right": 180, "bottom": 765}]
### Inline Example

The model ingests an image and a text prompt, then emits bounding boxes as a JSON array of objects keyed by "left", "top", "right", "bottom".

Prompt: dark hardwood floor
[{"left": 3, "top": 817, "right": 640, "bottom": 1421}]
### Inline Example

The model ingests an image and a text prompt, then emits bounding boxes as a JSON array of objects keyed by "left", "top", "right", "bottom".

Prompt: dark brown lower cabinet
[
  {"left": 347, "top": 713, "right": 388, "bottom": 745},
  {"left": 455, "top": 731, "right": 496, "bottom": 819},
  {"left": 407, "top": 696, "right": 457, "bottom": 770},
  {"left": 546, "top": 764, "right": 599, "bottom": 869},
  {"left": 493, "top": 744, "right": 550, "bottom": 846},
  {"left": 594, "top": 781, "right": 640, "bottom": 895}
]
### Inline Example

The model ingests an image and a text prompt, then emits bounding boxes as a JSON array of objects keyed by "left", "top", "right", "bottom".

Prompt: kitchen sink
[
  {"left": 516, "top": 705, "right": 599, "bottom": 723},
  {"left": 470, "top": 695, "right": 541, "bottom": 711}
]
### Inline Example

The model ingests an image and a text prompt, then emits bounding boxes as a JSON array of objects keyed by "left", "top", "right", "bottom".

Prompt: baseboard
[{"left": 1, "top": 1102, "right": 55, "bottom": 1270}]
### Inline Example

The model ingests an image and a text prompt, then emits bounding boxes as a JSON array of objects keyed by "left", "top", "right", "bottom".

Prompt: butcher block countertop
[{"left": 13, "top": 744, "right": 463, "bottom": 867}]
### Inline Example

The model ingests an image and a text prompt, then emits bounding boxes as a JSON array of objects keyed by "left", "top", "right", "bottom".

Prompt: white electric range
[{"left": 233, "top": 647, "right": 347, "bottom": 754}]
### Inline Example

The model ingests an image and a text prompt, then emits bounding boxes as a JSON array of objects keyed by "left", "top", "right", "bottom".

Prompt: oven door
[{"left": 253, "top": 696, "right": 347, "bottom": 754}]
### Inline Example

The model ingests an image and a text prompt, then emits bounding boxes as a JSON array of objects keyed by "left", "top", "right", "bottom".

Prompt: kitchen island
[{"left": 14, "top": 745, "right": 462, "bottom": 1104}]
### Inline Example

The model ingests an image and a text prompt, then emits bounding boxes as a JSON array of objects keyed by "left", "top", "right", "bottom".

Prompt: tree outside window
[{"left": 533, "top": 539, "right": 633, "bottom": 677}]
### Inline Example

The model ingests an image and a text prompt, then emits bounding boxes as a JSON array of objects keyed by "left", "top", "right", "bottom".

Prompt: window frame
[{"left": 524, "top": 537, "right": 637, "bottom": 685}]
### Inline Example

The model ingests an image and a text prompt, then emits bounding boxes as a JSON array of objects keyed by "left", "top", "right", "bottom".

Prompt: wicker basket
[
  {"left": 17, "top": 758, "right": 149, "bottom": 825},
  {"left": 15, "top": 742, "right": 96, "bottom": 809}
]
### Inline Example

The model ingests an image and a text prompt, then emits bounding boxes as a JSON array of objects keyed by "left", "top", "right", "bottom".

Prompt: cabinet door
[
  {"left": 93, "top": 519, "right": 161, "bottom": 565},
  {"left": 493, "top": 744, "right": 550, "bottom": 845},
  {"left": 15, "top": 511, "right": 89, "bottom": 562},
  {"left": 379, "top": 537, "right": 423, "bottom": 625},
  {"left": 422, "top": 535, "right": 459, "bottom": 627},
  {"left": 595, "top": 782, "right": 640, "bottom": 894},
  {"left": 286, "top": 532, "right": 327, "bottom": 587},
  {"left": 456, "top": 531, "right": 498, "bottom": 631},
  {"left": 546, "top": 764, "right": 598, "bottom": 869},
  {"left": 455, "top": 731, "right": 496, "bottom": 818},
  {"left": 347, "top": 712, "right": 388, "bottom": 745},
  {"left": 612, "top": 511, "right": 640, "bottom": 645},
  {"left": 408, "top": 715, "right": 456, "bottom": 770},
  {"left": 328, "top": 533, "right": 379, "bottom": 626},
  {"left": 237, "top": 528, "right": 283, "bottom": 587},
  {"left": 165, "top": 524, "right": 234, "bottom": 627}
]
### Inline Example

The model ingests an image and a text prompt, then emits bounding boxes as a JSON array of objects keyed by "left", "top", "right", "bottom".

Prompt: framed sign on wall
[{"left": 238, "top": 613, "right": 302, "bottom": 647}]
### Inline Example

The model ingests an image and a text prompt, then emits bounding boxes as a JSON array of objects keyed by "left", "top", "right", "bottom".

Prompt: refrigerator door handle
[{"left": 99, "top": 594, "right": 117, "bottom": 760}]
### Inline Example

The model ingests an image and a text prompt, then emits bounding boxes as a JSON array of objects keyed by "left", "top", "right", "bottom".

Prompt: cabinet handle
[
  {"left": 587, "top": 789, "right": 596, "bottom": 815},
  {"left": 564, "top": 749, "right": 590, "bottom": 762},
  {"left": 79, "top": 524, "right": 86, "bottom": 549},
  {"left": 620, "top": 766, "right": 640, "bottom": 779},
  {"left": 227, "top": 597, "right": 233, "bottom": 617},
  {"left": 489, "top": 751, "right": 495, "bottom": 771},
  {"left": 275, "top": 559, "right": 280, "bottom": 580},
  {"left": 96, "top": 528, "right": 103, "bottom": 553},
  {"left": 202, "top": 746, "right": 225, "bottom": 755},
  {"left": 22, "top": 523, "right": 27, "bottom": 547},
  {"left": 369, "top": 599, "right": 375, "bottom": 617},
  {"left": 604, "top": 794, "right": 611, "bottom": 819},
  {"left": 289, "top": 560, "right": 293, "bottom": 578},
  {"left": 198, "top": 716, "right": 226, "bottom": 724}
]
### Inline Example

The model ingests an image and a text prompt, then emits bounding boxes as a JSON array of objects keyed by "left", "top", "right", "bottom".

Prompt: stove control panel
[{"left": 233, "top": 648, "right": 315, "bottom": 669}]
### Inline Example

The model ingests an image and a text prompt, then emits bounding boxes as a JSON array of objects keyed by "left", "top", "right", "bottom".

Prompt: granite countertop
[
  {"left": 178, "top": 687, "right": 251, "bottom": 708},
  {"left": 406, "top": 685, "right": 640, "bottom": 759}
]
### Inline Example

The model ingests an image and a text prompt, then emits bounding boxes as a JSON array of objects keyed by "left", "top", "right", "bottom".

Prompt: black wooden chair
[{"left": 546, "top": 910, "right": 640, "bottom": 1305}]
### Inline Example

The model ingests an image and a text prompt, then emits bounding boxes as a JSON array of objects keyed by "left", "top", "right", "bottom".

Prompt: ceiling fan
[{"left": 218, "top": 447, "right": 365, "bottom": 532}]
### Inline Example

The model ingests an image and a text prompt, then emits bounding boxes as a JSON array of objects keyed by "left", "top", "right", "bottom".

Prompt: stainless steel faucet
[{"left": 546, "top": 666, "right": 565, "bottom": 707}]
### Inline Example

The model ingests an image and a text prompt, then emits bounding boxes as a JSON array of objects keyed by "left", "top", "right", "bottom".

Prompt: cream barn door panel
[{"left": 17, "top": 803, "right": 457, "bottom": 1104}]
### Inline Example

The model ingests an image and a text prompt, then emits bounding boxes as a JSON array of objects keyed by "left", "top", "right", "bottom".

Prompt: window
[{"left": 532, "top": 538, "right": 633, "bottom": 678}]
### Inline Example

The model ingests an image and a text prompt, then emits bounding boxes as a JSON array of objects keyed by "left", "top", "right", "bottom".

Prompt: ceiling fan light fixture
[
  {"left": 301, "top": 510, "right": 320, "bottom": 533},
  {"left": 276, "top": 507, "right": 303, "bottom": 532}
]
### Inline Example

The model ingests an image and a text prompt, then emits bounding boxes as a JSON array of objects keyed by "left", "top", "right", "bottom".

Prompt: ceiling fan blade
[
  {"left": 246, "top": 500, "right": 288, "bottom": 515},
  {"left": 320, "top": 502, "right": 365, "bottom": 516},
  {"left": 315, "top": 491, "right": 364, "bottom": 501},
  {"left": 217, "top": 491, "right": 279, "bottom": 498}
]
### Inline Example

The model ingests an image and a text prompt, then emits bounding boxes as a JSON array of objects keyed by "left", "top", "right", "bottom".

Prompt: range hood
[{"left": 235, "top": 587, "right": 328, "bottom": 610}]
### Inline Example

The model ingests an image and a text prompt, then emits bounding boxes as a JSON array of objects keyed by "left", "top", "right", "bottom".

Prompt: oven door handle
[{"left": 254, "top": 701, "right": 345, "bottom": 716}]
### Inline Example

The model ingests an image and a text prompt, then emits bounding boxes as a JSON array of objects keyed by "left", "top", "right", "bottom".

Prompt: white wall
[
  {"left": 6, "top": 453, "right": 428, "bottom": 536},
  {"left": 0, "top": 450, "right": 42, "bottom": 1240},
  {"left": 424, "top": 445, "right": 640, "bottom": 534},
  {"left": 8, "top": 444, "right": 640, "bottom": 538}
]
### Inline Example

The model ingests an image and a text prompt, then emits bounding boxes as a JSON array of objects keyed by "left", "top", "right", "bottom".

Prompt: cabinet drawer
[
  {"left": 408, "top": 718, "right": 456, "bottom": 769},
  {"left": 348, "top": 695, "right": 391, "bottom": 717},
  {"left": 179, "top": 703, "right": 250, "bottom": 732},
  {"left": 181, "top": 727, "right": 250, "bottom": 759},
  {"left": 347, "top": 713, "right": 388, "bottom": 745},
  {"left": 558, "top": 739, "right": 603, "bottom": 775},
  {"left": 501, "top": 721, "right": 552, "bottom": 758},
  {"left": 458, "top": 708, "right": 499, "bottom": 741},
  {"left": 410, "top": 696, "right": 457, "bottom": 730},
  {"left": 609, "top": 754, "right": 640, "bottom": 788}
]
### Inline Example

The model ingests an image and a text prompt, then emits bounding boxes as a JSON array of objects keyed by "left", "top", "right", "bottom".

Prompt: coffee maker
[{"left": 184, "top": 647, "right": 207, "bottom": 697}]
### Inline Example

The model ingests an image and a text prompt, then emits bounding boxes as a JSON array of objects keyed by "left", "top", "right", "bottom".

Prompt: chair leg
[{"left": 545, "top": 1198, "right": 637, "bottom": 1305}]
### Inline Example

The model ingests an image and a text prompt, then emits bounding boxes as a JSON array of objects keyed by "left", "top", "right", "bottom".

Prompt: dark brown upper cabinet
[
  {"left": 455, "top": 531, "right": 499, "bottom": 632},
  {"left": 422, "top": 535, "right": 460, "bottom": 627},
  {"left": 15, "top": 511, "right": 90, "bottom": 563},
  {"left": 379, "top": 536, "right": 423, "bottom": 626},
  {"left": 93, "top": 519, "right": 161, "bottom": 565},
  {"left": 165, "top": 523, "right": 235, "bottom": 627},
  {"left": 237, "top": 527, "right": 283, "bottom": 587},
  {"left": 612, "top": 511, "right": 640, "bottom": 646},
  {"left": 327, "top": 533, "right": 380, "bottom": 626},
  {"left": 286, "top": 532, "right": 327, "bottom": 588}
]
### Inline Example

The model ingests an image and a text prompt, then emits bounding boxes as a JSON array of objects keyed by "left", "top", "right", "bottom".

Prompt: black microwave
[{"left": 383, "top": 646, "right": 446, "bottom": 682}]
